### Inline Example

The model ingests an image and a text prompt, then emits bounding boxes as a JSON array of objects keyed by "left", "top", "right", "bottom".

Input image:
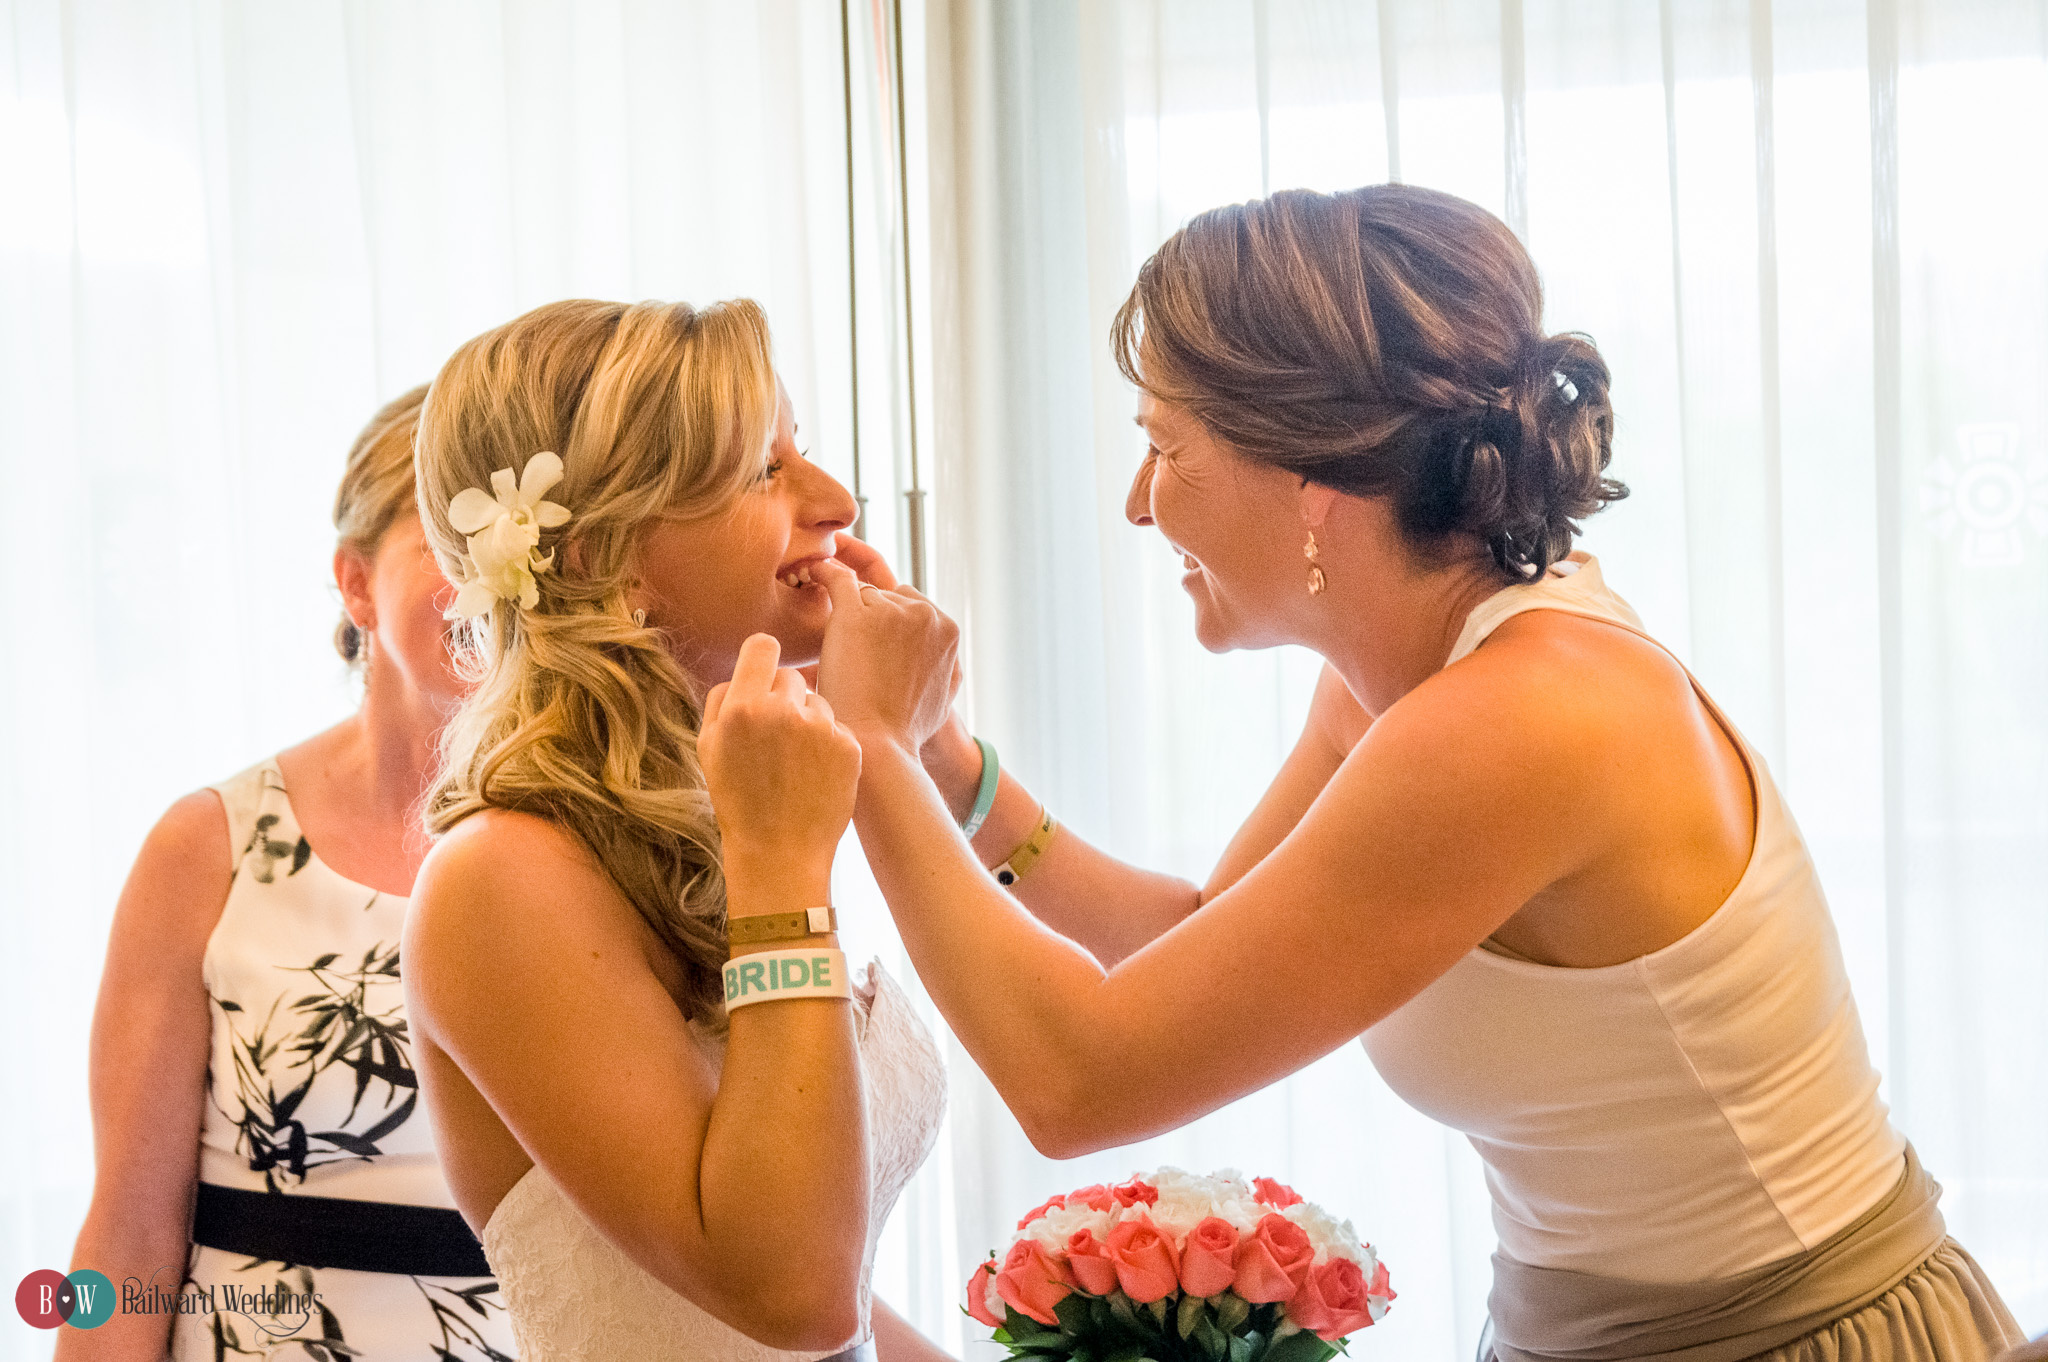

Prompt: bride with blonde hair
[{"left": 401, "top": 297, "right": 953, "bottom": 1361}]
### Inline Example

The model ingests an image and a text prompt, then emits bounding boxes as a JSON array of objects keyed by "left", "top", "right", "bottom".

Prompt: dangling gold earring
[{"left": 1304, "top": 530, "right": 1327, "bottom": 596}]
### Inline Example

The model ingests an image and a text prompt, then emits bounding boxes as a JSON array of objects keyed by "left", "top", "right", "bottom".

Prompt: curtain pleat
[{"left": 926, "top": 1, "right": 2048, "bottom": 1353}]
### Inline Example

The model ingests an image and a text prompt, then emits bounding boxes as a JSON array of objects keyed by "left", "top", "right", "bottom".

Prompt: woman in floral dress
[{"left": 60, "top": 387, "right": 518, "bottom": 1362}]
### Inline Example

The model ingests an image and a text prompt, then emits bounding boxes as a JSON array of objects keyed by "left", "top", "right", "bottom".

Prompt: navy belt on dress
[{"left": 191, "top": 1182, "right": 492, "bottom": 1278}]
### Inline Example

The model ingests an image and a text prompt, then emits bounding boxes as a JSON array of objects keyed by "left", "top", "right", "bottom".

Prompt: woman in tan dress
[{"left": 779, "top": 185, "right": 2027, "bottom": 1361}]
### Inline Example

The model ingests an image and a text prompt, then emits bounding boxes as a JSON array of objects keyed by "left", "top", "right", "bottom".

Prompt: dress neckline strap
[{"left": 1445, "top": 552, "right": 1641, "bottom": 668}]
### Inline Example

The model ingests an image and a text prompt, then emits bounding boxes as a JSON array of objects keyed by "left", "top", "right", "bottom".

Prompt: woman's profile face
[
  {"left": 344, "top": 510, "right": 467, "bottom": 708},
  {"left": 634, "top": 382, "right": 858, "bottom": 683},
  {"left": 1127, "top": 392, "right": 1307, "bottom": 653}
]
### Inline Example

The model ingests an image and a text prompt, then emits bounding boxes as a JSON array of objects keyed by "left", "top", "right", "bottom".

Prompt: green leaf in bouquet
[
  {"left": 1056, "top": 1292, "right": 1098, "bottom": 1337},
  {"left": 1261, "top": 1328, "right": 1340, "bottom": 1362},
  {"left": 1177, "top": 1293, "right": 1208, "bottom": 1340},
  {"left": 1147, "top": 1298, "right": 1171, "bottom": 1329},
  {"left": 1108, "top": 1293, "right": 1147, "bottom": 1334},
  {"left": 1193, "top": 1314, "right": 1231, "bottom": 1360},
  {"left": 1004, "top": 1308, "right": 1062, "bottom": 1345},
  {"left": 1214, "top": 1294, "right": 1252, "bottom": 1335},
  {"left": 1227, "top": 1335, "right": 1256, "bottom": 1362}
]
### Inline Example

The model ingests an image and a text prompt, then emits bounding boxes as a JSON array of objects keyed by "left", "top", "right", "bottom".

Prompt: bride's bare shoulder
[
  {"left": 431, "top": 805, "right": 590, "bottom": 863},
  {"left": 409, "top": 810, "right": 628, "bottom": 953}
]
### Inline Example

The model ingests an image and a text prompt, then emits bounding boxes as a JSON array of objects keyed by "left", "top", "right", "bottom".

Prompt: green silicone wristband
[{"left": 962, "top": 736, "right": 1000, "bottom": 839}]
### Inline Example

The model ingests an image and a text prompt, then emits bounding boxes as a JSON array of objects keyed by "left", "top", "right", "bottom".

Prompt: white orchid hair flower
[{"left": 444, "top": 451, "right": 573, "bottom": 619}]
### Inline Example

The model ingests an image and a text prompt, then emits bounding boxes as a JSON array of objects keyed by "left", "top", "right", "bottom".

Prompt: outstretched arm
[
  {"left": 815, "top": 561, "right": 1585, "bottom": 1158},
  {"left": 913, "top": 662, "right": 1369, "bottom": 966},
  {"left": 872, "top": 1299, "right": 957, "bottom": 1361}
]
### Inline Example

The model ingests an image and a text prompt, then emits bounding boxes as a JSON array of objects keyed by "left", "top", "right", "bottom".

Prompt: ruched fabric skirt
[{"left": 1481, "top": 1146, "right": 2024, "bottom": 1362}]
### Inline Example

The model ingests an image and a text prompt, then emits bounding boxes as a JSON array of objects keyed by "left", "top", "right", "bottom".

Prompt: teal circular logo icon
[{"left": 64, "top": 1270, "right": 115, "bottom": 1329}]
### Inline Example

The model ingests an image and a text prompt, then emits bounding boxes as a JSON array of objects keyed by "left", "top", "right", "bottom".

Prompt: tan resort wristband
[
  {"left": 993, "top": 806, "right": 1058, "bottom": 888},
  {"left": 726, "top": 905, "right": 838, "bottom": 947}
]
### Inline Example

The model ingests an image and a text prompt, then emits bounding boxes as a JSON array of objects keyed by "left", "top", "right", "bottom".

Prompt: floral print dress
[{"left": 169, "top": 758, "right": 516, "bottom": 1361}]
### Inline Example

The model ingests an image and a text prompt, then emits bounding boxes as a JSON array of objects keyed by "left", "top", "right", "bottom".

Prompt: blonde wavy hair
[{"left": 415, "top": 298, "right": 779, "bottom": 1023}]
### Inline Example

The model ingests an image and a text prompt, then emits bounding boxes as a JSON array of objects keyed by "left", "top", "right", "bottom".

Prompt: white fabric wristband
[{"left": 723, "top": 948, "right": 852, "bottom": 1011}]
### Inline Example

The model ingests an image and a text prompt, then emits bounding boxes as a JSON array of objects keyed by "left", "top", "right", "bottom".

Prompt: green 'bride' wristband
[{"left": 962, "top": 736, "right": 999, "bottom": 839}]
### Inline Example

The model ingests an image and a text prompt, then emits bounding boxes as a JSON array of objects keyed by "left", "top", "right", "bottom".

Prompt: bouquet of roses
[{"left": 965, "top": 1169, "right": 1393, "bottom": 1362}]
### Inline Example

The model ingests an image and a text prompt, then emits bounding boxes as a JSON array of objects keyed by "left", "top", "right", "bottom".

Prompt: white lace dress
[{"left": 479, "top": 962, "right": 948, "bottom": 1361}]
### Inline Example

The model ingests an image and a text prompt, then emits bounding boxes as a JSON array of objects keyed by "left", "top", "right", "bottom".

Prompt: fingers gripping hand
[
  {"left": 797, "top": 536, "right": 906, "bottom": 693},
  {"left": 831, "top": 532, "right": 901, "bottom": 591},
  {"left": 700, "top": 634, "right": 862, "bottom": 871},
  {"left": 813, "top": 558, "right": 962, "bottom": 754}
]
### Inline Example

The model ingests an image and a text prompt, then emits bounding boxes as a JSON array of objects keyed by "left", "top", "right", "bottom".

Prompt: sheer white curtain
[
  {"left": 923, "top": 0, "right": 2047, "bottom": 1354},
  {"left": 6, "top": 2, "right": 2045, "bottom": 1359},
  {"left": 0, "top": 3, "right": 975, "bottom": 1359}
]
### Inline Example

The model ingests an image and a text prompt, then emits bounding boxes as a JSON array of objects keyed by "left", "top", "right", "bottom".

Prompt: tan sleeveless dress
[{"left": 1360, "top": 555, "right": 2023, "bottom": 1361}]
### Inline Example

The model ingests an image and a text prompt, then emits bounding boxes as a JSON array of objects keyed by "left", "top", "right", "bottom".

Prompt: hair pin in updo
[
  {"left": 444, "top": 452, "right": 573, "bottom": 619},
  {"left": 1552, "top": 370, "right": 1580, "bottom": 405}
]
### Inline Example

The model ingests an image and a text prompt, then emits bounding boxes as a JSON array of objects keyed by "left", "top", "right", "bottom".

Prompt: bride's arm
[
  {"left": 915, "top": 663, "right": 1368, "bottom": 965},
  {"left": 405, "top": 639, "right": 871, "bottom": 1353}
]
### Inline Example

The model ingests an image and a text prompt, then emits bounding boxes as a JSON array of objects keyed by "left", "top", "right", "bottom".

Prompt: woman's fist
[
  {"left": 812, "top": 558, "right": 962, "bottom": 756},
  {"left": 700, "top": 633, "right": 861, "bottom": 874}
]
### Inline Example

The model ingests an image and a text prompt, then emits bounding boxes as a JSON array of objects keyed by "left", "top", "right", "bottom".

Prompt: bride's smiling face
[
  {"left": 1127, "top": 392, "right": 1308, "bottom": 652},
  {"left": 632, "top": 383, "right": 858, "bottom": 683}
]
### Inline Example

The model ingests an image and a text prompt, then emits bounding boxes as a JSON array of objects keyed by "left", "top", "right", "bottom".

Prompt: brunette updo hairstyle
[
  {"left": 333, "top": 385, "right": 429, "bottom": 663},
  {"left": 1112, "top": 185, "right": 1626, "bottom": 579}
]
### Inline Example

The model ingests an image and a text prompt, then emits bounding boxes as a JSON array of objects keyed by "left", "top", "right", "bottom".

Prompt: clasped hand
[
  {"left": 701, "top": 538, "right": 964, "bottom": 866},
  {"left": 700, "top": 634, "right": 862, "bottom": 874},
  {"left": 810, "top": 551, "right": 961, "bottom": 757}
]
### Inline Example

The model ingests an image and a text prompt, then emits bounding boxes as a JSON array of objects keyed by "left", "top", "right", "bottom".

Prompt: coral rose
[
  {"left": 1252, "top": 1177, "right": 1303, "bottom": 1209},
  {"left": 1016, "top": 1194, "right": 1067, "bottom": 1229},
  {"left": 1287, "top": 1257, "right": 1378, "bottom": 1339},
  {"left": 1066, "top": 1183, "right": 1116, "bottom": 1212},
  {"left": 1232, "top": 1213, "right": 1314, "bottom": 1304},
  {"left": 994, "top": 1238, "right": 1074, "bottom": 1326},
  {"left": 1064, "top": 1229, "right": 1120, "bottom": 1296},
  {"left": 965, "top": 1261, "right": 1005, "bottom": 1328},
  {"left": 1104, "top": 1219, "right": 1181, "bottom": 1303},
  {"left": 1112, "top": 1177, "right": 1159, "bottom": 1208},
  {"left": 1370, "top": 1257, "right": 1395, "bottom": 1304},
  {"left": 1178, "top": 1216, "right": 1240, "bottom": 1298}
]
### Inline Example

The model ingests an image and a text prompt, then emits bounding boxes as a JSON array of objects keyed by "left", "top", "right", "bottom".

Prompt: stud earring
[
  {"left": 1304, "top": 530, "right": 1327, "bottom": 596},
  {"left": 631, "top": 608, "right": 648, "bottom": 627}
]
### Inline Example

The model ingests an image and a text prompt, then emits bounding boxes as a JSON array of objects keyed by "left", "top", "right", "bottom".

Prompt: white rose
[
  {"left": 1144, "top": 1168, "right": 1228, "bottom": 1242},
  {"left": 1281, "top": 1200, "right": 1364, "bottom": 1265},
  {"left": 1021, "top": 1200, "right": 1114, "bottom": 1253}
]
